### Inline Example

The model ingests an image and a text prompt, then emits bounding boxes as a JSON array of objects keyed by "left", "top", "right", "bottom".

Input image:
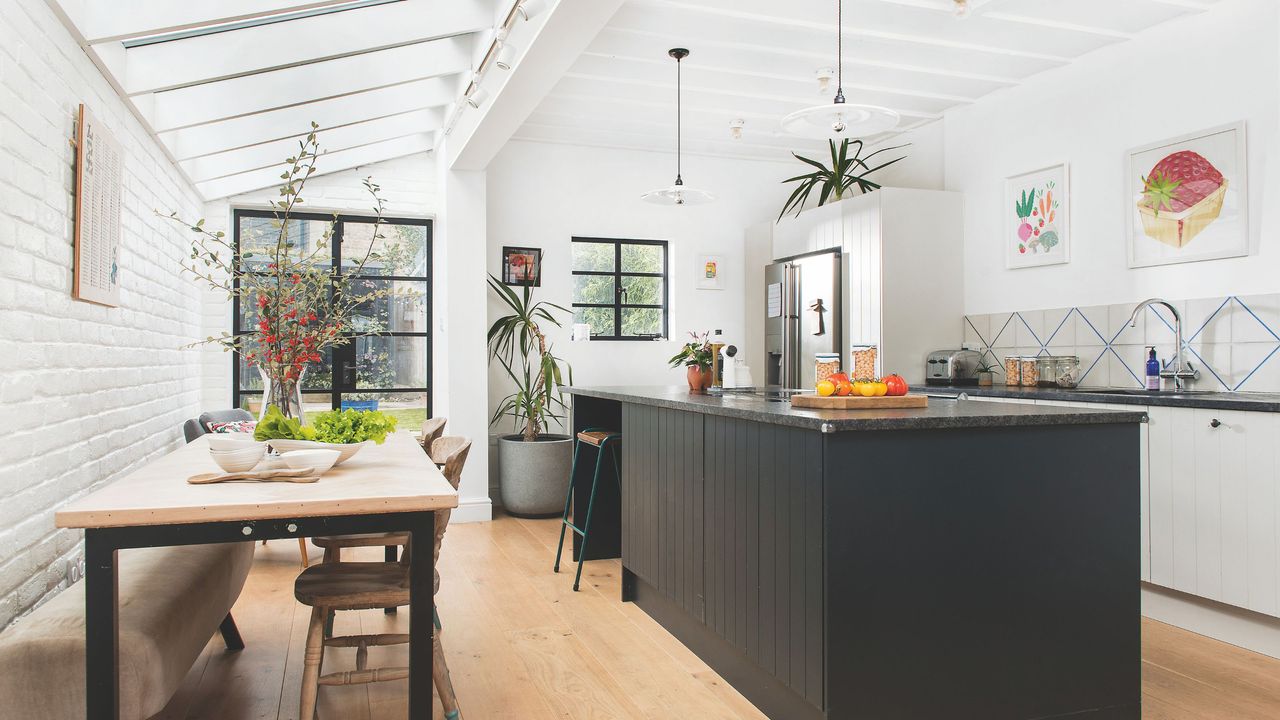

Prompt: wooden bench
[{"left": 0, "top": 541, "right": 255, "bottom": 719}]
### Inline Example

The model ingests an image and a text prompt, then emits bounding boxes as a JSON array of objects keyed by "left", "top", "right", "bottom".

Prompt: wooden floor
[{"left": 155, "top": 513, "right": 1280, "bottom": 719}]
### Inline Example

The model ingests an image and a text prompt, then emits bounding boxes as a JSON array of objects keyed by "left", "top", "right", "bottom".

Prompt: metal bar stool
[{"left": 554, "top": 428, "right": 621, "bottom": 591}]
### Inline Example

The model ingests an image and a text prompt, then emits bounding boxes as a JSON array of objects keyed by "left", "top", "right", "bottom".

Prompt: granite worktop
[
  {"left": 915, "top": 384, "right": 1280, "bottom": 412},
  {"left": 563, "top": 385, "right": 1145, "bottom": 432}
]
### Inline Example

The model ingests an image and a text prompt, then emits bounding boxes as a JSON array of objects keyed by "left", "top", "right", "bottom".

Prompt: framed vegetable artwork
[
  {"left": 1005, "top": 163, "right": 1070, "bottom": 269},
  {"left": 501, "top": 246, "right": 542, "bottom": 286},
  {"left": 1126, "top": 122, "right": 1248, "bottom": 268},
  {"left": 696, "top": 254, "right": 723, "bottom": 290}
]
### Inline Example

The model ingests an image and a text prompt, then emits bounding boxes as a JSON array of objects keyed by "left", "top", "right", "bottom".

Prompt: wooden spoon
[{"left": 189, "top": 468, "right": 319, "bottom": 484}]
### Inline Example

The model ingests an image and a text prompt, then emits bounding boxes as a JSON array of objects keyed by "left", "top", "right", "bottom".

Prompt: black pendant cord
[
  {"left": 834, "top": 0, "right": 845, "bottom": 104},
  {"left": 675, "top": 51, "right": 683, "bottom": 186}
]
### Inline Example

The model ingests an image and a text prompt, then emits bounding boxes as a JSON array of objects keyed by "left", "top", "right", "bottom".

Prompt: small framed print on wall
[
  {"left": 1126, "top": 122, "right": 1248, "bottom": 268},
  {"left": 1005, "top": 163, "right": 1070, "bottom": 269},
  {"left": 696, "top": 254, "right": 723, "bottom": 290},
  {"left": 501, "top": 246, "right": 542, "bottom": 286}
]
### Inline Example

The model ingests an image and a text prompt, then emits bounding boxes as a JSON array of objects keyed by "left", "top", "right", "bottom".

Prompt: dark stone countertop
[
  {"left": 563, "top": 385, "right": 1145, "bottom": 432},
  {"left": 914, "top": 384, "right": 1280, "bottom": 413}
]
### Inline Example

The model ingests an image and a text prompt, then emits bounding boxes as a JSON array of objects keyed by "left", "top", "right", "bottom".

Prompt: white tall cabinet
[{"left": 761, "top": 188, "right": 965, "bottom": 384}]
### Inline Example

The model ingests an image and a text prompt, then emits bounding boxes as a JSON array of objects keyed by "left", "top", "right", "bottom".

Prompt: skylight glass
[{"left": 122, "top": 0, "right": 403, "bottom": 48}]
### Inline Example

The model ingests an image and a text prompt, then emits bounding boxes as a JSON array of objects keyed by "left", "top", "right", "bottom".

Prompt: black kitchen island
[{"left": 562, "top": 386, "right": 1146, "bottom": 720}]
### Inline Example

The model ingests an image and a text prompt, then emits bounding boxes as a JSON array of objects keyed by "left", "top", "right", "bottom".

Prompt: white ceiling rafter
[{"left": 46, "top": 0, "right": 501, "bottom": 200}]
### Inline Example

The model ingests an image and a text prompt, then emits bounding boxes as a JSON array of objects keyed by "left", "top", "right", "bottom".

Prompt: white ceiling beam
[
  {"left": 446, "top": 0, "right": 628, "bottom": 170},
  {"left": 145, "top": 38, "right": 468, "bottom": 131},
  {"left": 116, "top": 0, "right": 489, "bottom": 95},
  {"left": 196, "top": 133, "right": 436, "bottom": 200},
  {"left": 868, "top": 0, "right": 1134, "bottom": 38},
  {"left": 181, "top": 110, "right": 444, "bottom": 182},
  {"left": 595, "top": 26, "right": 1022, "bottom": 88},
  {"left": 160, "top": 81, "right": 450, "bottom": 160},
  {"left": 627, "top": 0, "right": 1074, "bottom": 63},
  {"left": 559, "top": 72, "right": 942, "bottom": 121},
  {"left": 56, "top": 0, "right": 368, "bottom": 44},
  {"left": 1144, "top": 0, "right": 1215, "bottom": 8}
]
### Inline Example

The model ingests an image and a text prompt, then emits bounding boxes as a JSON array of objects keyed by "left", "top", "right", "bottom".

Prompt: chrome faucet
[{"left": 1127, "top": 298, "right": 1200, "bottom": 390}]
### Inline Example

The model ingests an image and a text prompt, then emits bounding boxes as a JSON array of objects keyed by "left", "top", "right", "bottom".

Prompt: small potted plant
[
  {"left": 976, "top": 360, "right": 997, "bottom": 387},
  {"left": 669, "top": 332, "right": 715, "bottom": 392}
]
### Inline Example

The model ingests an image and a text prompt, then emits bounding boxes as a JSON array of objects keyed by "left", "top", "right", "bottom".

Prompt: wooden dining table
[{"left": 55, "top": 431, "right": 457, "bottom": 720}]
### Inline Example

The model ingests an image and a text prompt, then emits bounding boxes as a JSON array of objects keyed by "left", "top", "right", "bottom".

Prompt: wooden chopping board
[{"left": 791, "top": 393, "right": 929, "bottom": 409}]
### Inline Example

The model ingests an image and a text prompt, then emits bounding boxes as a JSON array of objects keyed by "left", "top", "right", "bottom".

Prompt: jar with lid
[
  {"left": 1054, "top": 356, "right": 1081, "bottom": 388},
  {"left": 1004, "top": 356, "right": 1021, "bottom": 386},
  {"left": 851, "top": 345, "right": 877, "bottom": 379},
  {"left": 1019, "top": 357, "right": 1040, "bottom": 387},
  {"left": 1036, "top": 356, "right": 1058, "bottom": 387},
  {"left": 814, "top": 353, "right": 841, "bottom": 384}
]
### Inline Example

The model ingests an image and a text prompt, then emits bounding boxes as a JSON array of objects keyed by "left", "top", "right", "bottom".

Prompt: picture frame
[
  {"left": 696, "top": 254, "right": 723, "bottom": 290},
  {"left": 501, "top": 246, "right": 542, "bottom": 286},
  {"left": 1004, "top": 163, "right": 1070, "bottom": 269},
  {"left": 1125, "top": 121, "right": 1248, "bottom": 268}
]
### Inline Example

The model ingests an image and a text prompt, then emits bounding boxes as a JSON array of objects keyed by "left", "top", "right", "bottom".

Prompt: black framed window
[
  {"left": 570, "top": 237, "right": 668, "bottom": 340},
  {"left": 231, "top": 209, "right": 432, "bottom": 427}
]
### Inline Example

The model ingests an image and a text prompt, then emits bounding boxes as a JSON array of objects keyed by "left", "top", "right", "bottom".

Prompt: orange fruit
[
  {"left": 816, "top": 380, "right": 836, "bottom": 397},
  {"left": 835, "top": 379, "right": 854, "bottom": 396}
]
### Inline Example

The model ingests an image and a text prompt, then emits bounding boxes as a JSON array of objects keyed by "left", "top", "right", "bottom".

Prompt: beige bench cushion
[{"left": 0, "top": 541, "right": 254, "bottom": 719}]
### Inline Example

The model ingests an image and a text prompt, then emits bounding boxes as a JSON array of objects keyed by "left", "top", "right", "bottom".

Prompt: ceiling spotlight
[
  {"left": 729, "top": 119, "right": 745, "bottom": 140},
  {"left": 467, "top": 85, "right": 490, "bottom": 109},
  {"left": 815, "top": 67, "right": 835, "bottom": 94},
  {"left": 953, "top": 0, "right": 971, "bottom": 18},
  {"left": 496, "top": 41, "right": 518, "bottom": 70},
  {"left": 517, "top": 0, "right": 548, "bottom": 21}
]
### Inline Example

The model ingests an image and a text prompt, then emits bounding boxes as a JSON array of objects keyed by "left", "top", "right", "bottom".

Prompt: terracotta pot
[{"left": 686, "top": 365, "right": 713, "bottom": 392}]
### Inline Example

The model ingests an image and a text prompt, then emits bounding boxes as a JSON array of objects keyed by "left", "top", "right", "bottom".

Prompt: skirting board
[
  {"left": 450, "top": 497, "right": 492, "bottom": 524},
  {"left": 1142, "top": 583, "right": 1280, "bottom": 660}
]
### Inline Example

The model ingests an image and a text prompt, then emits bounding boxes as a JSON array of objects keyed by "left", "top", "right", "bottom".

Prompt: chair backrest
[
  {"left": 407, "top": 437, "right": 471, "bottom": 577},
  {"left": 419, "top": 417, "right": 447, "bottom": 452},
  {"left": 429, "top": 435, "right": 468, "bottom": 474},
  {"left": 183, "top": 409, "right": 254, "bottom": 444}
]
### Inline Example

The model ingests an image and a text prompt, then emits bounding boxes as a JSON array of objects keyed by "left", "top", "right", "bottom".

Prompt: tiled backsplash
[{"left": 964, "top": 295, "right": 1280, "bottom": 392}]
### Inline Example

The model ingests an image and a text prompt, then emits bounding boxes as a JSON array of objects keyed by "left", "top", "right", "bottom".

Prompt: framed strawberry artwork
[
  {"left": 1004, "top": 163, "right": 1070, "bottom": 269},
  {"left": 1126, "top": 122, "right": 1248, "bottom": 268}
]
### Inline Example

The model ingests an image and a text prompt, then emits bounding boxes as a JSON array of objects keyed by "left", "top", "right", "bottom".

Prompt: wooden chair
[
  {"left": 419, "top": 417, "right": 447, "bottom": 454},
  {"left": 294, "top": 438, "right": 471, "bottom": 720}
]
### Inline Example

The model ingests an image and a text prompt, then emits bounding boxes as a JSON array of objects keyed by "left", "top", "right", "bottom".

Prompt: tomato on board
[
  {"left": 883, "top": 374, "right": 909, "bottom": 397},
  {"left": 855, "top": 380, "right": 876, "bottom": 397},
  {"left": 871, "top": 380, "right": 888, "bottom": 397},
  {"left": 816, "top": 380, "right": 836, "bottom": 397},
  {"left": 835, "top": 379, "right": 854, "bottom": 396}
]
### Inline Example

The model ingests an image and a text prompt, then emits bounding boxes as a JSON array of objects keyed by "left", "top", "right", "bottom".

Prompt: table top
[{"left": 55, "top": 432, "right": 458, "bottom": 529}]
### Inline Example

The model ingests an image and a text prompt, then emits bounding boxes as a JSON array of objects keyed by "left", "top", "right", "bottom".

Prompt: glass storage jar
[
  {"left": 851, "top": 345, "right": 877, "bottom": 379},
  {"left": 1036, "top": 356, "right": 1058, "bottom": 387},
  {"left": 815, "top": 353, "right": 841, "bottom": 383},
  {"left": 1019, "top": 357, "right": 1040, "bottom": 387},
  {"left": 1054, "top": 356, "right": 1081, "bottom": 388},
  {"left": 1004, "top": 356, "right": 1021, "bottom": 386}
]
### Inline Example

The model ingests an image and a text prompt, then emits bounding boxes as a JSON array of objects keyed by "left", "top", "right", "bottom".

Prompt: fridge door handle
[{"left": 782, "top": 263, "right": 801, "bottom": 388}]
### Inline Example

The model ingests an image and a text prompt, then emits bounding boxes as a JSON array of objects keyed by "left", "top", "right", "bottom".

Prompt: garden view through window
[
  {"left": 570, "top": 237, "right": 668, "bottom": 340},
  {"left": 232, "top": 209, "right": 432, "bottom": 428}
]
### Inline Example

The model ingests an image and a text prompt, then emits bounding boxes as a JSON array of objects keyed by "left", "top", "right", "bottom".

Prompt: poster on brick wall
[{"left": 73, "top": 104, "right": 122, "bottom": 307}]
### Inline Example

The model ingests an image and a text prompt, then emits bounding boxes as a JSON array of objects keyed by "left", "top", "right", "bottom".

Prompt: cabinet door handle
[{"left": 1209, "top": 419, "right": 1222, "bottom": 428}]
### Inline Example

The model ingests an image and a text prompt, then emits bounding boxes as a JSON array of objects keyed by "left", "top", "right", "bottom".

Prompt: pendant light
[
  {"left": 642, "top": 48, "right": 714, "bottom": 206},
  {"left": 781, "top": 0, "right": 899, "bottom": 139}
]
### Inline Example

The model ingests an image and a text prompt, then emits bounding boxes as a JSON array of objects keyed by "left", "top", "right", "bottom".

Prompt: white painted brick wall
[
  {"left": 200, "top": 153, "right": 437, "bottom": 409},
  {"left": 0, "top": 0, "right": 205, "bottom": 630}
]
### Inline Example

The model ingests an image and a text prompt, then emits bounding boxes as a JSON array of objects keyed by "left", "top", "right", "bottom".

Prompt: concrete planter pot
[{"left": 498, "top": 433, "right": 573, "bottom": 518}]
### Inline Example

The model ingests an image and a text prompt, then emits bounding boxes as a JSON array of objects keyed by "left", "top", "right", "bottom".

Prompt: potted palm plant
[
  {"left": 488, "top": 274, "right": 574, "bottom": 517},
  {"left": 778, "top": 138, "right": 909, "bottom": 220}
]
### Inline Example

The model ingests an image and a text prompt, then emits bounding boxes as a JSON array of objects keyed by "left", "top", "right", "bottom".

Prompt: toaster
[{"left": 925, "top": 349, "right": 982, "bottom": 386}]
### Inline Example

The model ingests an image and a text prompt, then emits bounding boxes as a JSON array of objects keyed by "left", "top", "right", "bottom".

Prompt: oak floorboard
[{"left": 153, "top": 515, "right": 1280, "bottom": 719}]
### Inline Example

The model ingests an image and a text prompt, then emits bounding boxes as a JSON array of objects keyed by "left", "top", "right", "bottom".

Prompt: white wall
[
  {"left": 0, "top": 0, "right": 205, "bottom": 629},
  {"left": 948, "top": 0, "right": 1280, "bottom": 314}
]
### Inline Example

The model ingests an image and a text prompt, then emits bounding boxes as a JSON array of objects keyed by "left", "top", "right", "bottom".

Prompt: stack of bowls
[{"left": 207, "top": 435, "right": 267, "bottom": 473}]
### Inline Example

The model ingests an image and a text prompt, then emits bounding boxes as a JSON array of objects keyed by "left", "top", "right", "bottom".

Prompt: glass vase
[{"left": 258, "top": 367, "right": 306, "bottom": 423}]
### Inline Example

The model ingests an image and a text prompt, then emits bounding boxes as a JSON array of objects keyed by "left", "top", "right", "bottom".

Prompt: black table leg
[
  {"left": 85, "top": 529, "right": 119, "bottom": 720},
  {"left": 408, "top": 510, "right": 435, "bottom": 720},
  {"left": 385, "top": 544, "right": 398, "bottom": 614}
]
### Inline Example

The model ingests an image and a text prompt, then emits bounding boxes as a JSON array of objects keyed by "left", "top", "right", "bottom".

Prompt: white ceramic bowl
[
  {"left": 281, "top": 449, "right": 342, "bottom": 476},
  {"left": 206, "top": 434, "right": 262, "bottom": 452},
  {"left": 209, "top": 444, "right": 266, "bottom": 473},
  {"left": 268, "top": 439, "right": 372, "bottom": 465}
]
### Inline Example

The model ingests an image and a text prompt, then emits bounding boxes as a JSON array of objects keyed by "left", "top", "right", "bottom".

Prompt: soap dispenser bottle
[{"left": 1145, "top": 347, "right": 1161, "bottom": 391}]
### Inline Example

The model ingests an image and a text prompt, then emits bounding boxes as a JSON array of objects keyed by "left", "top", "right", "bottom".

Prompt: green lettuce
[
  {"left": 310, "top": 408, "right": 398, "bottom": 444},
  {"left": 254, "top": 405, "right": 316, "bottom": 441}
]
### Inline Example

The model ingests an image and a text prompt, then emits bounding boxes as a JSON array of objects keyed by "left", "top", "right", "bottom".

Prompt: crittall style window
[
  {"left": 231, "top": 209, "right": 432, "bottom": 426},
  {"left": 570, "top": 237, "right": 669, "bottom": 340}
]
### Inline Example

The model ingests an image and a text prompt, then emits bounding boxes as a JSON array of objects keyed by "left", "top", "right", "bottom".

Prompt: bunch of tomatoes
[{"left": 815, "top": 372, "right": 909, "bottom": 398}]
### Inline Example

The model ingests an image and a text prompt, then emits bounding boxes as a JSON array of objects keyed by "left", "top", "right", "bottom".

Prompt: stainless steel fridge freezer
[{"left": 764, "top": 248, "right": 842, "bottom": 389}]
